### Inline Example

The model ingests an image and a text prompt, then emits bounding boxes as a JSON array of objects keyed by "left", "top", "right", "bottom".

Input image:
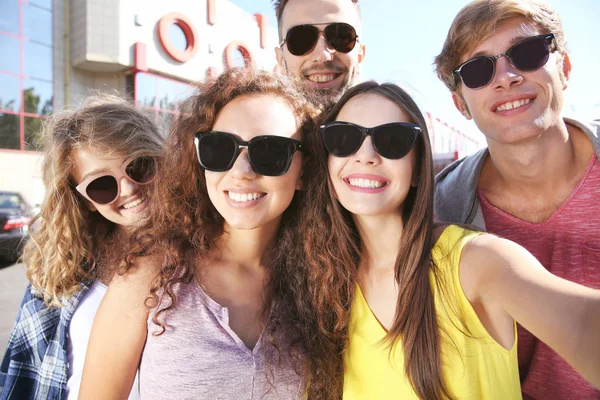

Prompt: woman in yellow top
[{"left": 291, "top": 81, "right": 600, "bottom": 399}]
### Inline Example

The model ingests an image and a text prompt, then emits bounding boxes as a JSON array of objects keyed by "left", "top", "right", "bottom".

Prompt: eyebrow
[
  {"left": 469, "top": 34, "right": 532, "bottom": 59},
  {"left": 80, "top": 168, "right": 111, "bottom": 183}
]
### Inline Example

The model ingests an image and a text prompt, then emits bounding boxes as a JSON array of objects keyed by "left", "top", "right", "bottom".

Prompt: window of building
[
  {"left": 133, "top": 72, "right": 194, "bottom": 133},
  {"left": 0, "top": 0, "right": 53, "bottom": 152}
]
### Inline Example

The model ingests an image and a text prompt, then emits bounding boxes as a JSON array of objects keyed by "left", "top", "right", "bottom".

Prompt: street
[{"left": 0, "top": 262, "right": 29, "bottom": 353}]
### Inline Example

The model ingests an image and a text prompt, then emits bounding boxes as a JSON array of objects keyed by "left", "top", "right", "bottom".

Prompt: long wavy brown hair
[
  {"left": 123, "top": 69, "right": 321, "bottom": 357},
  {"left": 24, "top": 94, "right": 163, "bottom": 307},
  {"left": 291, "top": 81, "right": 453, "bottom": 399}
]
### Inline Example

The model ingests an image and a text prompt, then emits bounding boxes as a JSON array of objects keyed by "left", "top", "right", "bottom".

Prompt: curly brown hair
[
  {"left": 124, "top": 69, "right": 322, "bottom": 359},
  {"left": 289, "top": 81, "right": 454, "bottom": 399},
  {"left": 24, "top": 94, "right": 163, "bottom": 307}
]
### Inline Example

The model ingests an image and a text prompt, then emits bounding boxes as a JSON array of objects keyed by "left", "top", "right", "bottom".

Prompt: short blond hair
[{"left": 434, "top": 0, "right": 566, "bottom": 91}]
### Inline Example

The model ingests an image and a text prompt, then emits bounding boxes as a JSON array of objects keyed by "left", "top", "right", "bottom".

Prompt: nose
[
  {"left": 119, "top": 176, "right": 139, "bottom": 197},
  {"left": 492, "top": 56, "right": 524, "bottom": 90},
  {"left": 309, "top": 32, "right": 335, "bottom": 63},
  {"left": 352, "top": 136, "right": 380, "bottom": 165},
  {"left": 229, "top": 149, "right": 257, "bottom": 180}
]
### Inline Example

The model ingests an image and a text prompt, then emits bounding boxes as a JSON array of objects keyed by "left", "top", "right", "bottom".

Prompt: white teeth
[
  {"left": 122, "top": 197, "right": 145, "bottom": 209},
  {"left": 308, "top": 74, "right": 334, "bottom": 83},
  {"left": 496, "top": 98, "right": 530, "bottom": 111},
  {"left": 228, "top": 192, "right": 264, "bottom": 202},
  {"left": 348, "top": 178, "right": 385, "bottom": 188}
]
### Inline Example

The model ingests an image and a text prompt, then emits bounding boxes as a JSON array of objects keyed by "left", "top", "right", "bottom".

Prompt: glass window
[
  {"left": 174, "top": 81, "right": 192, "bottom": 111},
  {"left": 22, "top": 3, "right": 52, "bottom": 45},
  {"left": 23, "top": 41, "right": 52, "bottom": 81},
  {"left": 23, "top": 79, "right": 53, "bottom": 115},
  {"left": 158, "top": 111, "right": 174, "bottom": 133},
  {"left": 229, "top": 48, "right": 247, "bottom": 68},
  {"left": 135, "top": 73, "right": 157, "bottom": 107},
  {"left": 0, "top": 0, "right": 19, "bottom": 35},
  {"left": 0, "top": 73, "right": 20, "bottom": 112},
  {"left": 168, "top": 24, "right": 187, "bottom": 52},
  {"left": 0, "top": 35, "right": 20, "bottom": 74},
  {"left": 24, "top": 116, "right": 43, "bottom": 151},
  {"left": 157, "top": 78, "right": 176, "bottom": 110},
  {"left": 28, "top": 0, "right": 52, "bottom": 10},
  {"left": 0, "top": 112, "right": 20, "bottom": 150}
]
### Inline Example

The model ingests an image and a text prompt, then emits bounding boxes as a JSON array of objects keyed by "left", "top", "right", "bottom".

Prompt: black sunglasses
[
  {"left": 453, "top": 33, "right": 556, "bottom": 89},
  {"left": 75, "top": 156, "right": 157, "bottom": 205},
  {"left": 321, "top": 121, "right": 420, "bottom": 160},
  {"left": 280, "top": 22, "right": 358, "bottom": 56},
  {"left": 194, "top": 131, "right": 303, "bottom": 177}
]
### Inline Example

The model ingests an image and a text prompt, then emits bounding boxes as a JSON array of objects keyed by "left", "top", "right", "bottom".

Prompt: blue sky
[{"left": 230, "top": 0, "right": 600, "bottom": 137}]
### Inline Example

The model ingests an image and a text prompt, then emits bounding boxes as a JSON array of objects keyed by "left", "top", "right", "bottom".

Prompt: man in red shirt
[{"left": 434, "top": 1, "right": 600, "bottom": 399}]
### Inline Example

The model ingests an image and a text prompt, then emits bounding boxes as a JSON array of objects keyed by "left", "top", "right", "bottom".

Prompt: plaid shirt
[{"left": 0, "top": 282, "right": 91, "bottom": 400}]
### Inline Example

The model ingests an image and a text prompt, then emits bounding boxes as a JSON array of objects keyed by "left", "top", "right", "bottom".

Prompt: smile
[
  {"left": 495, "top": 98, "right": 531, "bottom": 112},
  {"left": 122, "top": 196, "right": 146, "bottom": 209},
  {"left": 307, "top": 74, "right": 337, "bottom": 83},
  {"left": 347, "top": 178, "right": 386, "bottom": 189},
  {"left": 227, "top": 191, "right": 266, "bottom": 203}
]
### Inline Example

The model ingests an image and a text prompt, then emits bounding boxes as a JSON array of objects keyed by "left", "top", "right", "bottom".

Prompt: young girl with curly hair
[
  {"left": 0, "top": 95, "right": 163, "bottom": 400},
  {"left": 79, "top": 69, "right": 320, "bottom": 399},
  {"left": 293, "top": 81, "right": 600, "bottom": 399}
]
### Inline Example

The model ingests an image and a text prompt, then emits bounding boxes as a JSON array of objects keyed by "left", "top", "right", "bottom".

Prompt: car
[{"left": 0, "top": 191, "right": 33, "bottom": 264}]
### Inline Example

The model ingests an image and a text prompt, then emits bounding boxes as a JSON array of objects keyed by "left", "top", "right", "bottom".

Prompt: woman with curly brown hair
[
  {"left": 295, "top": 81, "right": 600, "bottom": 400},
  {"left": 0, "top": 94, "right": 163, "bottom": 400},
  {"left": 79, "top": 69, "right": 319, "bottom": 399}
]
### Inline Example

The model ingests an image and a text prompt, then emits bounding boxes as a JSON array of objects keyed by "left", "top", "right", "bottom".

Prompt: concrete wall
[{"left": 0, "top": 151, "right": 44, "bottom": 207}]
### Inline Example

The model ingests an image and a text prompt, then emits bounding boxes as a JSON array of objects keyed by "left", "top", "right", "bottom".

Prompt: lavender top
[{"left": 139, "top": 279, "right": 304, "bottom": 400}]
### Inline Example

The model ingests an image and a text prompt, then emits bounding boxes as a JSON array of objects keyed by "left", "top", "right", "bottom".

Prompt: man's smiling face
[{"left": 275, "top": 0, "right": 365, "bottom": 104}]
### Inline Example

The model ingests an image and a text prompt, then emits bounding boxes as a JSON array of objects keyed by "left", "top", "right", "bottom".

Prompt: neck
[
  {"left": 217, "top": 218, "right": 280, "bottom": 268},
  {"left": 484, "top": 121, "right": 582, "bottom": 193},
  {"left": 353, "top": 212, "right": 404, "bottom": 272}
]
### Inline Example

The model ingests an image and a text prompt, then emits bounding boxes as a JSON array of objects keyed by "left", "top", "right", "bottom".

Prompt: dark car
[{"left": 0, "top": 191, "right": 32, "bottom": 263}]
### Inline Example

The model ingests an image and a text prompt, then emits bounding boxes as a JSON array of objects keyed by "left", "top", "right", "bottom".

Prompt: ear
[
  {"left": 295, "top": 174, "right": 304, "bottom": 191},
  {"left": 452, "top": 91, "right": 472, "bottom": 120},
  {"left": 411, "top": 174, "right": 418, "bottom": 188},
  {"left": 275, "top": 46, "right": 287, "bottom": 74},
  {"left": 357, "top": 43, "right": 366, "bottom": 65},
  {"left": 560, "top": 52, "right": 572, "bottom": 90}
]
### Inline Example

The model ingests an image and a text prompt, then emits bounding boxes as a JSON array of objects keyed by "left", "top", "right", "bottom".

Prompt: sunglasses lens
[
  {"left": 86, "top": 176, "right": 118, "bottom": 205},
  {"left": 322, "top": 124, "right": 363, "bottom": 157},
  {"left": 249, "top": 137, "right": 294, "bottom": 176},
  {"left": 198, "top": 134, "right": 237, "bottom": 171},
  {"left": 126, "top": 156, "right": 156, "bottom": 184},
  {"left": 324, "top": 23, "right": 357, "bottom": 53},
  {"left": 286, "top": 25, "right": 319, "bottom": 56},
  {"left": 373, "top": 124, "right": 417, "bottom": 159},
  {"left": 509, "top": 36, "right": 550, "bottom": 71},
  {"left": 459, "top": 57, "right": 496, "bottom": 89}
]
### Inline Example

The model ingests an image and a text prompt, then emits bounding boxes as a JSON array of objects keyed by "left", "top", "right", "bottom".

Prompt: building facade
[
  {"left": 0, "top": 0, "right": 278, "bottom": 205},
  {"left": 0, "top": 0, "right": 483, "bottom": 206}
]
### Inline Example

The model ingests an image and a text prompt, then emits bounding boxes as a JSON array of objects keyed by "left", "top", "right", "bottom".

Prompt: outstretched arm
[
  {"left": 79, "top": 260, "right": 157, "bottom": 400},
  {"left": 462, "top": 234, "right": 600, "bottom": 389}
]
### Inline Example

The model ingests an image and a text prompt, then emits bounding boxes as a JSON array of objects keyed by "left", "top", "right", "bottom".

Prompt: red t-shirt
[{"left": 479, "top": 156, "right": 600, "bottom": 400}]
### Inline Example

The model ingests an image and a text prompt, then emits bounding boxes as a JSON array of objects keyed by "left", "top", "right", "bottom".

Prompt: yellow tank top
[{"left": 343, "top": 225, "right": 521, "bottom": 399}]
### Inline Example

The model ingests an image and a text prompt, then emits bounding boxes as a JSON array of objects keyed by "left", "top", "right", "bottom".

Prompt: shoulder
[
  {"left": 459, "top": 233, "right": 538, "bottom": 287},
  {"left": 2, "top": 285, "right": 66, "bottom": 370},
  {"left": 434, "top": 149, "right": 488, "bottom": 223},
  {"left": 564, "top": 117, "right": 600, "bottom": 160}
]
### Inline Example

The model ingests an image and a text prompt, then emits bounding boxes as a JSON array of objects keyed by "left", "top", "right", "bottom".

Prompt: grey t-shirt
[{"left": 139, "top": 280, "right": 304, "bottom": 400}]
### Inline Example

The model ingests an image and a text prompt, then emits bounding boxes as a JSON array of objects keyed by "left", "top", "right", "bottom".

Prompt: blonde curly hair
[{"left": 24, "top": 93, "right": 164, "bottom": 307}]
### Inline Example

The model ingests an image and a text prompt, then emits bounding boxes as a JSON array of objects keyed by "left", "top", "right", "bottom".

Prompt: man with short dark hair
[
  {"left": 434, "top": 0, "right": 600, "bottom": 399},
  {"left": 273, "top": 0, "right": 366, "bottom": 105}
]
